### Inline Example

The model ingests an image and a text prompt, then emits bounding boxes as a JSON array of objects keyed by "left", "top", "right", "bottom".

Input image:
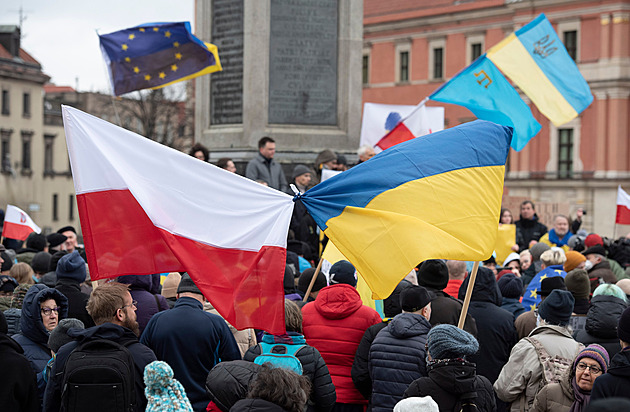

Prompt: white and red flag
[
  {"left": 617, "top": 186, "right": 630, "bottom": 225},
  {"left": 62, "top": 106, "right": 294, "bottom": 334},
  {"left": 2, "top": 205, "right": 41, "bottom": 240}
]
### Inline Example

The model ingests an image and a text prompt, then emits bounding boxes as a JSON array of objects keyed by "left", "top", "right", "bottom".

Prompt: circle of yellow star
[
  {"left": 125, "top": 57, "right": 131, "bottom": 62},
  {"left": 144, "top": 74, "right": 151, "bottom": 81},
  {"left": 173, "top": 41, "right": 180, "bottom": 48},
  {"left": 134, "top": 67, "right": 140, "bottom": 73},
  {"left": 128, "top": 34, "right": 135, "bottom": 40},
  {"left": 171, "top": 64, "right": 178, "bottom": 72},
  {"left": 159, "top": 72, "right": 166, "bottom": 79},
  {"left": 175, "top": 53, "right": 182, "bottom": 60},
  {"left": 121, "top": 44, "right": 128, "bottom": 51},
  {"left": 165, "top": 31, "right": 171, "bottom": 38}
]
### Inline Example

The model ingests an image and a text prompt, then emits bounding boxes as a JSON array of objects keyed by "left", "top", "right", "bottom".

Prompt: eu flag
[{"left": 99, "top": 22, "right": 221, "bottom": 96}]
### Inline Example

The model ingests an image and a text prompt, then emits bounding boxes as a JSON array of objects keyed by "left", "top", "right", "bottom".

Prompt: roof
[
  {"left": 0, "top": 25, "right": 19, "bottom": 33},
  {"left": 44, "top": 84, "right": 76, "bottom": 93},
  {"left": 0, "top": 43, "right": 41, "bottom": 66}
]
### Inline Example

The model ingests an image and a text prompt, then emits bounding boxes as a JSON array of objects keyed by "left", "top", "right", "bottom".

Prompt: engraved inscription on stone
[
  {"left": 269, "top": 0, "right": 338, "bottom": 125},
  {"left": 211, "top": 0, "right": 244, "bottom": 125}
]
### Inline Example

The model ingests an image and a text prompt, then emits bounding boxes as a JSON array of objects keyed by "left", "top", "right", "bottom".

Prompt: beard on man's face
[{"left": 122, "top": 312, "right": 140, "bottom": 337}]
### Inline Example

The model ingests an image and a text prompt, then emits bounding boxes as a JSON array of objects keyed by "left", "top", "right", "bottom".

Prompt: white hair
[{"left": 357, "top": 145, "right": 374, "bottom": 157}]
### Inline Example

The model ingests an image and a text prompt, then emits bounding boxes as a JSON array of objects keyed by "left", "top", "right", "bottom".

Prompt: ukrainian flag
[
  {"left": 300, "top": 120, "right": 512, "bottom": 299},
  {"left": 487, "top": 14, "right": 593, "bottom": 126}
]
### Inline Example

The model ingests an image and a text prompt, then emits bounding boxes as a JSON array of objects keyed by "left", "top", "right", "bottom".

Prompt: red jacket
[
  {"left": 302, "top": 284, "right": 381, "bottom": 405},
  {"left": 443, "top": 279, "right": 463, "bottom": 298}
]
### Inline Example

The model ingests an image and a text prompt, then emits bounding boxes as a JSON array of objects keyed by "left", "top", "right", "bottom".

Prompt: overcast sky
[{"left": 5, "top": 0, "right": 194, "bottom": 92}]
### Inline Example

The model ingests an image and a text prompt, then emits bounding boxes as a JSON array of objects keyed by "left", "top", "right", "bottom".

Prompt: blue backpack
[{"left": 253, "top": 342, "right": 305, "bottom": 375}]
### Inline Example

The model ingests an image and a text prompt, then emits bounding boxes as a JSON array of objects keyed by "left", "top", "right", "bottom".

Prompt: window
[
  {"left": 557, "top": 20, "right": 580, "bottom": 62},
  {"left": 22, "top": 92, "right": 30, "bottom": 117},
  {"left": 395, "top": 42, "right": 411, "bottom": 83},
  {"left": 399, "top": 51, "right": 409, "bottom": 82},
  {"left": 1, "top": 90, "right": 9, "bottom": 115},
  {"left": 52, "top": 194, "right": 59, "bottom": 221},
  {"left": 44, "top": 134, "right": 55, "bottom": 175},
  {"left": 563, "top": 31, "right": 577, "bottom": 61},
  {"left": 471, "top": 43, "right": 482, "bottom": 61},
  {"left": 558, "top": 128, "right": 573, "bottom": 178},
  {"left": 433, "top": 48, "right": 443, "bottom": 79},
  {"left": 1, "top": 129, "right": 11, "bottom": 173},
  {"left": 21, "top": 131, "right": 33, "bottom": 174},
  {"left": 69, "top": 194, "right": 75, "bottom": 221},
  {"left": 362, "top": 54, "right": 369, "bottom": 85}
]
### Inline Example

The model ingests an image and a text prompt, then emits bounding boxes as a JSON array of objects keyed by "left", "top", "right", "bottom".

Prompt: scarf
[
  {"left": 569, "top": 376, "right": 591, "bottom": 412},
  {"left": 549, "top": 229, "right": 572, "bottom": 247}
]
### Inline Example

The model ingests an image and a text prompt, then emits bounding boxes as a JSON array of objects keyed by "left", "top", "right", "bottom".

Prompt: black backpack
[
  {"left": 61, "top": 338, "right": 136, "bottom": 412},
  {"left": 454, "top": 392, "right": 479, "bottom": 412}
]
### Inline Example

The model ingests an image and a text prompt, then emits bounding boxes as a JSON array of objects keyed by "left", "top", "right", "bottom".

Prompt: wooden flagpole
[
  {"left": 303, "top": 258, "right": 324, "bottom": 302},
  {"left": 457, "top": 261, "right": 480, "bottom": 329}
]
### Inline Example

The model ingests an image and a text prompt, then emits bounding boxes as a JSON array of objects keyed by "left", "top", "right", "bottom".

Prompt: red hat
[{"left": 585, "top": 234, "right": 604, "bottom": 248}]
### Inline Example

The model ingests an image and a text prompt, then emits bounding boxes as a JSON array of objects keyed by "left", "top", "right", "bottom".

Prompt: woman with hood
[{"left": 117, "top": 274, "right": 169, "bottom": 335}]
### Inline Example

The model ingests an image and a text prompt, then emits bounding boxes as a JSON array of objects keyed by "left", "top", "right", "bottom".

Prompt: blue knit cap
[
  {"left": 144, "top": 361, "right": 193, "bottom": 412},
  {"left": 55, "top": 251, "right": 86, "bottom": 283},
  {"left": 427, "top": 324, "right": 479, "bottom": 360}
]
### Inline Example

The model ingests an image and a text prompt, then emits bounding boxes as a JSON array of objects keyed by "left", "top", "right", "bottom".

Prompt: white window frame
[
  {"left": 466, "top": 34, "right": 485, "bottom": 65},
  {"left": 428, "top": 38, "right": 446, "bottom": 81},
  {"left": 395, "top": 40, "right": 411, "bottom": 84}
]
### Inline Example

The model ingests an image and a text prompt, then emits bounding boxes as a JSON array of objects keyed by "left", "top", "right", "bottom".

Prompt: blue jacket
[
  {"left": 368, "top": 312, "right": 431, "bottom": 412},
  {"left": 140, "top": 297, "right": 241, "bottom": 412},
  {"left": 501, "top": 297, "right": 526, "bottom": 320}
]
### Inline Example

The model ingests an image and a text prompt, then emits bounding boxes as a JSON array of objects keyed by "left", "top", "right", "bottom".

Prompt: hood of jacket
[
  {"left": 314, "top": 284, "right": 363, "bottom": 320},
  {"left": 388, "top": 312, "right": 432, "bottom": 339},
  {"left": 117, "top": 274, "right": 153, "bottom": 292},
  {"left": 427, "top": 359, "right": 478, "bottom": 395},
  {"left": 609, "top": 348, "right": 630, "bottom": 378},
  {"left": 458, "top": 267, "right": 501, "bottom": 305},
  {"left": 205, "top": 360, "right": 262, "bottom": 412},
  {"left": 585, "top": 295, "right": 628, "bottom": 339},
  {"left": 67, "top": 322, "right": 139, "bottom": 346},
  {"left": 19, "top": 283, "right": 68, "bottom": 345}
]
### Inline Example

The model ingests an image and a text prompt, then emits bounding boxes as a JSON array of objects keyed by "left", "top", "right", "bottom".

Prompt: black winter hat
[
  {"left": 538, "top": 289, "right": 574, "bottom": 326},
  {"left": 582, "top": 244, "right": 607, "bottom": 257},
  {"left": 497, "top": 274, "right": 523, "bottom": 299},
  {"left": 540, "top": 276, "right": 567, "bottom": 297},
  {"left": 48, "top": 318, "right": 84, "bottom": 353},
  {"left": 618, "top": 306, "right": 630, "bottom": 343},
  {"left": 0, "top": 252, "right": 13, "bottom": 272},
  {"left": 47, "top": 233, "right": 67, "bottom": 248},
  {"left": 297, "top": 268, "right": 326, "bottom": 294},
  {"left": 177, "top": 273, "right": 203, "bottom": 295},
  {"left": 417, "top": 260, "right": 449, "bottom": 290},
  {"left": 329, "top": 260, "right": 357, "bottom": 287},
  {"left": 0, "top": 275, "right": 18, "bottom": 293},
  {"left": 400, "top": 285, "right": 434, "bottom": 313},
  {"left": 56, "top": 251, "right": 86, "bottom": 283},
  {"left": 57, "top": 226, "right": 77, "bottom": 235},
  {"left": 26, "top": 232, "right": 47, "bottom": 252},
  {"left": 292, "top": 164, "right": 311, "bottom": 180},
  {"left": 49, "top": 250, "right": 68, "bottom": 272},
  {"left": 31, "top": 252, "right": 52, "bottom": 274}
]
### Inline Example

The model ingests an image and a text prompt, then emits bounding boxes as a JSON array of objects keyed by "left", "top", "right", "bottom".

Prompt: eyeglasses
[
  {"left": 41, "top": 307, "right": 60, "bottom": 316},
  {"left": 576, "top": 362, "right": 602, "bottom": 374},
  {"left": 120, "top": 300, "right": 138, "bottom": 310}
]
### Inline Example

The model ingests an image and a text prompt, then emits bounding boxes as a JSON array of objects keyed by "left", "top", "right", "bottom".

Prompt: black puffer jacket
[
  {"left": 369, "top": 313, "right": 431, "bottom": 412},
  {"left": 404, "top": 359, "right": 496, "bottom": 412},
  {"left": 0, "top": 333, "right": 39, "bottom": 412},
  {"left": 515, "top": 214, "right": 547, "bottom": 251},
  {"left": 458, "top": 267, "right": 518, "bottom": 385},
  {"left": 424, "top": 287, "right": 478, "bottom": 336},
  {"left": 591, "top": 348, "right": 630, "bottom": 401},
  {"left": 351, "top": 320, "right": 390, "bottom": 400},
  {"left": 574, "top": 295, "right": 628, "bottom": 357},
  {"left": 205, "top": 360, "right": 261, "bottom": 411}
]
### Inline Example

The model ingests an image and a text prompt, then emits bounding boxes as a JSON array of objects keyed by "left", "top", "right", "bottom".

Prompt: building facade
[{"left": 363, "top": 0, "right": 630, "bottom": 236}]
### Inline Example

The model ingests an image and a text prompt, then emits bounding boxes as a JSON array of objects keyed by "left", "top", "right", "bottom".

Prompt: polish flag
[
  {"left": 2, "top": 205, "right": 42, "bottom": 240},
  {"left": 62, "top": 106, "right": 294, "bottom": 334},
  {"left": 616, "top": 186, "right": 630, "bottom": 225},
  {"left": 371, "top": 101, "right": 444, "bottom": 151}
]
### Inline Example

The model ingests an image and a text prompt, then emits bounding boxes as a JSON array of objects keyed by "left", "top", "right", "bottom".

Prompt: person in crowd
[
  {"left": 204, "top": 298, "right": 256, "bottom": 359},
  {"left": 245, "top": 136, "right": 288, "bottom": 192},
  {"left": 144, "top": 360, "right": 194, "bottom": 412},
  {"left": 117, "top": 274, "right": 169, "bottom": 335},
  {"left": 357, "top": 145, "right": 375, "bottom": 163},
  {"left": 140, "top": 273, "right": 241, "bottom": 412},
  {"left": 244, "top": 299, "right": 335, "bottom": 412},
  {"left": 0, "top": 274, "right": 18, "bottom": 310},
  {"left": 522, "top": 242, "right": 552, "bottom": 287},
  {"left": 498, "top": 273, "right": 525, "bottom": 319},
  {"left": 11, "top": 262, "right": 35, "bottom": 285},
  {"left": 296, "top": 268, "right": 327, "bottom": 307},
  {"left": 404, "top": 324, "right": 496, "bottom": 412},
  {"left": 44, "top": 282, "right": 157, "bottom": 412},
  {"left": 46, "top": 233, "right": 67, "bottom": 254},
  {"left": 584, "top": 234, "right": 627, "bottom": 280},
  {"left": 1, "top": 248, "right": 13, "bottom": 276},
  {"left": 532, "top": 344, "right": 610, "bottom": 412},
  {"left": 591, "top": 306, "right": 630, "bottom": 401},
  {"left": 416, "top": 259, "right": 477, "bottom": 336},
  {"left": 565, "top": 269, "right": 591, "bottom": 333},
  {"left": 217, "top": 157, "right": 237, "bottom": 173},
  {"left": 302, "top": 260, "right": 381, "bottom": 412},
  {"left": 314, "top": 150, "right": 338, "bottom": 181},
  {"left": 205, "top": 360, "right": 262, "bottom": 412},
  {"left": 444, "top": 260, "right": 467, "bottom": 298},
  {"left": 521, "top": 248, "right": 567, "bottom": 316},
  {"left": 515, "top": 201, "right": 548, "bottom": 251},
  {"left": 516, "top": 276, "right": 567, "bottom": 340},
  {"left": 54, "top": 251, "right": 94, "bottom": 328},
  {"left": 483, "top": 255, "right": 498, "bottom": 277},
  {"left": 335, "top": 154, "right": 349, "bottom": 171},
  {"left": 3, "top": 283, "right": 32, "bottom": 335},
  {"left": 289, "top": 165, "right": 313, "bottom": 194},
  {"left": 40, "top": 250, "right": 68, "bottom": 288},
  {"left": 189, "top": 143, "right": 210, "bottom": 162},
  {"left": 539, "top": 215, "right": 572, "bottom": 252},
  {"left": 503, "top": 252, "right": 522, "bottom": 276},
  {"left": 495, "top": 290, "right": 584, "bottom": 411},
  {"left": 56, "top": 226, "right": 81, "bottom": 255},
  {"left": 500, "top": 208, "right": 514, "bottom": 224},
  {"left": 16, "top": 233, "right": 47, "bottom": 266},
  {"left": 0, "top": 311, "right": 39, "bottom": 412},
  {"left": 31, "top": 251, "right": 51, "bottom": 282},
  {"left": 565, "top": 250, "right": 587, "bottom": 273},
  {"left": 520, "top": 249, "right": 533, "bottom": 273},
  {"left": 575, "top": 284, "right": 628, "bottom": 357},
  {"left": 12, "top": 284, "right": 68, "bottom": 399},
  {"left": 161, "top": 272, "right": 181, "bottom": 309},
  {"left": 368, "top": 285, "right": 433, "bottom": 412},
  {"left": 583, "top": 245, "right": 618, "bottom": 290}
]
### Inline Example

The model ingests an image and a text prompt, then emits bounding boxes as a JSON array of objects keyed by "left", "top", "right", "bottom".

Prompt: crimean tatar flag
[
  {"left": 486, "top": 14, "right": 593, "bottom": 126},
  {"left": 99, "top": 22, "right": 221, "bottom": 96},
  {"left": 616, "top": 186, "right": 630, "bottom": 225},
  {"left": 300, "top": 120, "right": 512, "bottom": 299},
  {"left": 2, "top": 205, "right": 41, "bottom": 241},
  {"left": 62, "top": 105, "right": 293, "bottom": 334}
]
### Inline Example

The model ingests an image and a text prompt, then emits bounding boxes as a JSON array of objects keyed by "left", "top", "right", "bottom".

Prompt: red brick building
[{"left": 362, "top": 0, "right": 630, "bottom": 235}]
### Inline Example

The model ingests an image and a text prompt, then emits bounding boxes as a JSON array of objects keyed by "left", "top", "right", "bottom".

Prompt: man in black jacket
[
  {"left": 54, "top": 251, "right": 95, "bottom": 328},
  {"left": 515, "top": 200, "right": 548, "bottom": 250}
]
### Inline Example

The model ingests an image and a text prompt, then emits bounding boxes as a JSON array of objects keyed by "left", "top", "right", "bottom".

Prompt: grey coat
[{"left": 245, "top": 153, "right": 288, "bottom": 192}]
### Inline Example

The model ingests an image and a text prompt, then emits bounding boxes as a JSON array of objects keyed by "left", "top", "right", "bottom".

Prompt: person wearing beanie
[
  {"left": 515, "top": 200, "right": 548, "bottom": 251},
  {"left": 583, "top": 245, "right": 618, "bottom": 290},
  {"left": 394, "top": 396, "right": 438, "bottom": 412},
  {"left": 140, "top": 273, "right": 241, "bottom": 411},
  {"left": 296, "top": 268, "right": 327, "bottom": 306},
  {"left": 591, "top": 306, "right": 630, "bottom": 401},
  {"left": 39, "top": 250, "right": 68, "bottom": 288},
  {"left": 144, "top": 360, "right": 193, "bottom": 412},
  {"left": 503, "top": 252, "right": 522, "bottom": 276},
  {"left": 54, "top": 251, "right": 94, "bottom": 328},
  {"left": 565, "top": 250, "right": 587, "bottom": 273},
  {"left": 302, "top": 260, "right": 381, "bottom": 410},
  {"left": 16, "top": 232, "right": 47, "bottom": 266},
  {"left": 533, "top": 344, "right": 610, "bottom": 412},
  {"left": 245, "top": 136, "right": 288, "bottom": 192},
  {"left": 416, "top": 259, "right": 477, "bottom": 336},
  {"left": 290, "top": 164, "right": 312, "bottom": 194},
  {"left": 368, "top": 285, "right": 434, "bottom": 412},
  {"left": 585, "top": 234, "right": 604, "bottom": 249},
  {"left": 539, "top": 215, "right": 572, "bottom": 252},
  {"left": 31, "top": 251, "right": 52, "bottom": 281},
  {"left": 565, "top": 269, "right": 592, "bottom": 333},
  {"left": 43, "top": 318, "right": 85, "bottom": 386},
  {"left": 314, "top": 149, "right": 337, "bottom": 174},
  {"left": 160, "top": 272, "right": 181, "bottom": 308},
  {"left": 498, "top": 273, "right": 526, "bottom": 319},
  {"left": 495, "top": 289, "right": 583, "bottom": 411},
  {"left": 404, "top": 324, "right": 496, "bottom": 412},
  {"left": 117, "top": 274, "right": 169, "bottom": 335}
]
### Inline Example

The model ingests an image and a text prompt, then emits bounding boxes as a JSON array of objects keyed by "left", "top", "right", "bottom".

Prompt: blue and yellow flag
[
  {"left": 430, "top": 56, "right": 541, "bottom": 151},
  {"left": 487, "top": 14, "right": 593, "bottom": 126},
  {"left": 300, "top": 120, "right": 512, "bottom": 300},
  {"left": 99, "top": 22, "right": 221, "bottom": 96},
  {"left": 521, "top": 266, "right": 567, "bottom": 311}
]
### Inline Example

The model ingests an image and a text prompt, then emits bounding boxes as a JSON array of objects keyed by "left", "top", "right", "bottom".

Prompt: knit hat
[
  {"left": 10, "top": 284, "right": 31, "bottom": 309},
  {"left": 177, "top": 273, "right": 203, "bottom": 295},
  {"left": 0, "top": 252, "right": 12, "bottom": 272},
  {"left": 48, "top": 318, "right": 85, "bottom": 353},
  {"left": 564, "top": 250, "right": 586, "bottom": 272},
  {"left": 497, "top": 273, "right": 523, "bottom": 299},
  {"left": 530, "top": 242, "right": 551, "bottom": 261},
  {"left": 26, "top": 232, "right": 46, "bottom": 251},
  {"left": 31, "top": 252, "right": 52, "bottom": 274},
  {"left": 585, "top": 234, "right": 604, "bottom": 248},
  {"left": 400, "top": 285, "right": 434, "bottom": 313},
  {"left": 417, "top": 260, "right": 449, "bottom": 290},
  {"left": 503, "top": 252, "right": 521, "bottom": 268},
  {"left": 329, "top": 260, "right": 357, "bottom": 287},
  {"left": 297, "top": 268, "right": 327, "bottom": 294},
  {"left": 161, "top": 272, "right": 181, "bottom": 299},
  {"left": 540, "top": 276, "right": 567, "bottom": 297},
  {"left": 574, "top": 344, "right": 610, "bottom": 374},
  {"left": 394, "top": 397, "right": 439, "bottom": 412},
  {"left": 56, "top": 251, "right": 87, "bottom": 283},
  {"left": 618, "top": 306, "right": 630, "bottom": 343},
  {"left": 315, "top": 149, "right": 337, "bottom": 168},
  {"left": 47, "top": 233, "right": 67, "bottom": 249},
  {"left": 0, "top": 275, "right": 18, "bottom": 293},
  {"left": 292, "top": 164, "right": 311, "bottom": 180},
  {"left": 564, "top": 269, "right": 591, "bottom": 301},
  {"left": 538, "top": 289, "right": 574, "bottom": 326},
  {"left": 144, "top": 361, "right": 193, "bottom": 412},
  {"left": 583, "top": 244, "right": 606, "bottom": 258},
  {"left": 427, "top": 324, "right": 479, "bottom": 360},
  {"left": 57, "top": 226, "right": 77, "bottom": 235},
  {"left": 49, "top": 250, "right": 68, "bottom": 272}
]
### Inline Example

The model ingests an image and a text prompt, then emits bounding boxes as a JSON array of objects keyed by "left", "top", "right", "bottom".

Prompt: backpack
[
  {"left": 454, "top": 392, "right": 479, "bottom": 412},
  {"left": 524, "top": 336, "right": 579, "bottom": 389},
  {"left": 61, "top": 338, "right": 136, "bottom": 412},
  {"left": 253, "top": 342, "right": 305, "bottom": 374}
]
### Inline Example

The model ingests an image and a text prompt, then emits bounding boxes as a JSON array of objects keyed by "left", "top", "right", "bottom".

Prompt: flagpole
[
  {"left": 457, "top": 261, "right": 480, "bottom": 329},
  {"left": 400, "top": 97, "right": 429, "bottom": 123},
  {"left": 303, "top": 258, "right": 324, "bottom": 302}
]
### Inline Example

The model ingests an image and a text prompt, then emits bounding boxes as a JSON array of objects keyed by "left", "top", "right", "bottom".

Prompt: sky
[{"left": 4, "top": 0, "right": 194, "bottom": 92}]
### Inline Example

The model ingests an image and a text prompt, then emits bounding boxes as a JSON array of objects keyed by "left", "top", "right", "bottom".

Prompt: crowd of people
[{"left": 2, "top": 140, "right": 630, "bottom": 411}]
